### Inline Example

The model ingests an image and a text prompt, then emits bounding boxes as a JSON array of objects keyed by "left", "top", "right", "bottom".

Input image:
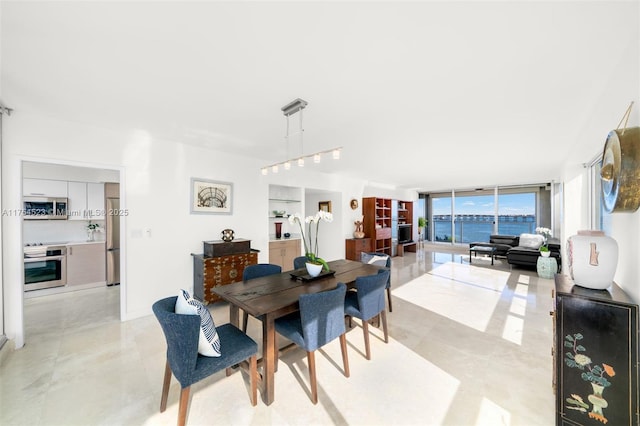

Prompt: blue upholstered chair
[
  {"left": 344, "top": 270, "right": 390, "bottom": 360},
  {"left": 273, "top": 283, "right": 349, "bottom": 404},
  {"left": 293, "top": 255, "right": 307, "bottom": 270},
  {"left": 360, "top": 252, "right": 393, "bottom": 312},
  {"left": 242, "top": 263, "right": 282, "bottom": 332},
  {"left": 152, "top": 297, "right": 258, "bottom": 426}
]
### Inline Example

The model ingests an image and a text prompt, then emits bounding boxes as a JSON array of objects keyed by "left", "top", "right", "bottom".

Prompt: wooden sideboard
[
  {"left": 192, "top": 251, "right": 258, "bottom": 304},
  {"left": 553, "top": 274, "right": 639, "bottom": 426},
  {"left": 345, "top": 238, "right": 372, "bottom": 261},
  {"left": 269, "top": 238, "right": 301, "bottom": 270}
]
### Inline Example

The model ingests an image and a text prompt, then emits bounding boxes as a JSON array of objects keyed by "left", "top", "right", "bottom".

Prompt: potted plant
[
  {"left": 536, "top": 226, "right": 552, "bottom": 257},
  {"left": 539, "top": 245, "right": 550, "bottom": 257},
  {"left": 288, "top": 210, "right": 333, "bottom": 276},
  {"left": 418, "top": 216, "right": 426, "bottom": 233}
]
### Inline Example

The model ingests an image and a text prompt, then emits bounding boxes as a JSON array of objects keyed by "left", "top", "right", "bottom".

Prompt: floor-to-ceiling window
[
  {"left": 453, "top": 190, "right": 495, "bottom": 244},
  {"left": 425, "top": 185, "right": 551, "bottom": 245},
  {"left": 497, "top": 190, "right": 537, "bottom": 236},
  {"left": 588, "top": 156, "right": 605, "bottom": 231},
  {"left": 432, "top": 194, "right": 453, "bottom": 242}
]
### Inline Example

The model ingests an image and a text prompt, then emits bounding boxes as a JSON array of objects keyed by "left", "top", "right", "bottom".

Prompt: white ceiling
[{"left": 2, "top": 1, "right": 639, "bottom": 191}]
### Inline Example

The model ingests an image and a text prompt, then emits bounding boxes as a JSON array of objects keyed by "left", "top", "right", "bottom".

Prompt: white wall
[
  {"left": 2, "top": 111, "right": 271, "bottom": 347},
  {"left": 305, "top": 190, "right": 342, "bottom": 262}
]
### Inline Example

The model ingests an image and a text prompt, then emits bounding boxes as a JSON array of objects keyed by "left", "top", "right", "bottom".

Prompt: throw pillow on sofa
[
  {"left": 518, "top": 233, "right": 544, "bottom": 249},
  {"left": 175, "top": 289, "right": 222, "bottom": 357}
]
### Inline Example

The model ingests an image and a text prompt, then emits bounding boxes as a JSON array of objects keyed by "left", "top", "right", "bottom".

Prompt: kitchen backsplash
[{"left": 23, "top": 219, "right": 106, "bottom": 244}]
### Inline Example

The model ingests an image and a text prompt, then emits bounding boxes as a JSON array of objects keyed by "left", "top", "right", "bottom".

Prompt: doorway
[{"left": 21, "top": 160, "right": 124, "bottom": 341}]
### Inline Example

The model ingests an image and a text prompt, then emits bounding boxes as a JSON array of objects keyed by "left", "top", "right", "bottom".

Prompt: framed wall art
[
  {"left": 319, "top": 200, "right": 332, "bottom": 213},
  {"left": 190, "top": 178, "right": 233, "bottom": 214}
]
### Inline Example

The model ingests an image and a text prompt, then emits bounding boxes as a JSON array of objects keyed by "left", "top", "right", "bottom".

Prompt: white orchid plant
[
  {"left": 535, "top": 226, "right": 552, "bottom": 251},
  {"left": 288, "top": 210, "right": 333, "bottom": 271}
]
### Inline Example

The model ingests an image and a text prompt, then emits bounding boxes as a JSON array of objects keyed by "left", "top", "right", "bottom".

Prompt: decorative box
[{"left": 203, "top": 238, "right": 251, "bottom": 258}]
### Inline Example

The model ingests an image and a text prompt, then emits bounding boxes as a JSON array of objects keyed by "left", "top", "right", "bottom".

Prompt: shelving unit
[
  {"left": 363, "top": 197, "right": 392, "bottom": 255},
  {"left": 268, "top": 185, "right": 302, "bottom": 239},
  {"left": 397, "top": 200, "right": 416, "bottom": 256}
]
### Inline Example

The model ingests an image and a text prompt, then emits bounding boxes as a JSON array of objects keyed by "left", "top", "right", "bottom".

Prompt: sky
[{"left": 432, "top": 193, "right": 535, "bottom": 216}]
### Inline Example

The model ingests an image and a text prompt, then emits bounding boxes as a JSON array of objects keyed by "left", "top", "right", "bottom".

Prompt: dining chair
[
  {"left": 293, "top": 255, "right": 307, "bottom": 270},
  {"left": 344, "top": 270, "right": 390, "bottom": 360},
  {"left": 273, "top": 282, "right": 349, "bottom": 404},
  {"left": 360, "top": 252, "right": 393, "bottom": 312},
  {"left": 242, "top": 263, "right": 282, "bottom": 332},
  {"left": 152, "top": 296, "right": 258, "bottom": 426}
]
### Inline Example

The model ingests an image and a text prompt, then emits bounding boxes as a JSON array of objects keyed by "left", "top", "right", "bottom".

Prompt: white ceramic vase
[
  {"left": 567, "top": 234, "right": 618, "bottom": 290},
  {"left": 540, "top": 251, "right": 551, "bottom": 258},
  {"left": 305, "top": 262, "right": 323, "bottom": 277}
]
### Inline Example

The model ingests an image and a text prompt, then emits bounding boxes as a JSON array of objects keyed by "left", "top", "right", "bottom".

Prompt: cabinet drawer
[{"left": 376, "top": 227, "right": 391, "bottom": 239}]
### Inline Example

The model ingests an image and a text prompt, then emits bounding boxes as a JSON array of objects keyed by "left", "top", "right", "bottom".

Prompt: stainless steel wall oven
[{"left": 24, "top": 244, "right": 67, "bottom": 291}]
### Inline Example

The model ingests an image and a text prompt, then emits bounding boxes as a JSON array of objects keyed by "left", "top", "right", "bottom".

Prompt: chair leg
[
  {"left": 160, "top": 360, "right": 172, "bottom": 412},
  {"left": 362, "top": 319, "right": 371, "bottom": 360},
  {"left": 242, "top": 311, "right": 249, "bottom": 333},
  {"left": 249, "top": 354, "right": 257, "bottom": 406},
  {"left": 381, "top": 310, "right": 389, "bottom": 343},
  {"left": 307, "top": 351, "right": 318, "bottom": 404},
  {"left": 339, "top": 333, "right": 350, "bottom": 377},
  {"left": 178, "top": 386, "right": 190, "bottom": 426},
  {"left": 387, "top": 287, "right": 393, "bottom": 312}
]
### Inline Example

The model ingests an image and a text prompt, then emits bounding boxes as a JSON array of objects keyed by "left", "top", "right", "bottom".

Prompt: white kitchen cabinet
[
  {"left": 67, "top": 181, "right": 88, "bottom": 220},
  {"left": 87, "top": 183, "right": 105, "bottom": 219},
  {"left": 23, "top": 178, "right": 68, "bottom": 197},
  {"left": 67, "top": 182, "right": 105, "bottom": 220},
  {"left": 66, "top": 242, "right": 106, "bottom": 286}
]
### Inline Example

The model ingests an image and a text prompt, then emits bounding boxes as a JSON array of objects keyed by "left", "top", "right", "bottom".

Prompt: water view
[{"left": 433, "top": 214, "right": 536, "bottom": 243}]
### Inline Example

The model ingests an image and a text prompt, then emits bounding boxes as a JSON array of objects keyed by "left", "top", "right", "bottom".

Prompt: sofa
[{"left": 470, "top": 234, "right": 561, "bottom": 271}]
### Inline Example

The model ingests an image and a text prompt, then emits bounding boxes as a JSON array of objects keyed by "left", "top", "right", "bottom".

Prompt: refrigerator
[{"left": 105, "top": 183, "right": 120, "bottom": 286}]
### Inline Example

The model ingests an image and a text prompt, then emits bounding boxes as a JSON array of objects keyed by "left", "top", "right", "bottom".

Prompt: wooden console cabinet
[
  {"left": 269, "top": 239, "right": 301, "bottom": 270},
  {"left": 192, "top": 251, "right": 258, "bottom": 304},
  {"left": 553, "top": 274, "right": 638, "bottom": 426},
  {"left": 345, "top": 238, "right": 372, "bottom": 261}
]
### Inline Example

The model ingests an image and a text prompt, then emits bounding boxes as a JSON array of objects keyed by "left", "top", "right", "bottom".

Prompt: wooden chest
[
  {"left": 192, "top": 252, "right": 258, "bottom": 304},
  {"left": 203, "top": 239, "right": 251, "bottom": 258},
  {"left": 345, "top": 238, "right": 372, "bottom": 261}
]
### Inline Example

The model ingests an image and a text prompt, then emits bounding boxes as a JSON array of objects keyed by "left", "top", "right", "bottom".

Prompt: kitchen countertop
[
  {"left": 67, "top": 240, "right": 106, "bottom": 245},
  {"left": 269, "top": 236, "right": 301, "bottom": 243}
]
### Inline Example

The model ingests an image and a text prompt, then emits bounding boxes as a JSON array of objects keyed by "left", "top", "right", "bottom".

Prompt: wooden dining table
[{"left": 212, "top": 258, "right": 383, "bottom": 405}]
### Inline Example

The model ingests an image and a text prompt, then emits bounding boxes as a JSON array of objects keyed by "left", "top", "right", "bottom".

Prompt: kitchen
[{"left": 22, "top": 162, "right": 121, "bottom": 300}]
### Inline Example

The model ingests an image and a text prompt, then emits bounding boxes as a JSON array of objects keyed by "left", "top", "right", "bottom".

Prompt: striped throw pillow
[{"left": 175, "top": 289, "right": 221, "bottom": 357}]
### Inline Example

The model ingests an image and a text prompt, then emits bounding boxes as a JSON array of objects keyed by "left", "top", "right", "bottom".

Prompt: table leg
[
  {"left": 262, "top": 314, "right": 276, "bottom": 405},
  {"left": 229, "top": 305, "right": 240, "bottom": 328}
]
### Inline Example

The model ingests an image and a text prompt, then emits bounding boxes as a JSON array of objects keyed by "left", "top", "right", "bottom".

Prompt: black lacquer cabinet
[{"left": 553, "top": 274, "right": 639, "bottom": 425}]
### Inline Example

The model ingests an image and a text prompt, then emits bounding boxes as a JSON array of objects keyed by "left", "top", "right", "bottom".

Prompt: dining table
[{"left": 212, "top": 258, "right": 383, "bottom": 405}]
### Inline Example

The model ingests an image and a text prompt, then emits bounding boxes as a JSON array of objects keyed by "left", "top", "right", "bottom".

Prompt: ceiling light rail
[
  {"left": 261, "top": 147, "right": 342, "bottom": 175},
  {"left": 261, "top": 97, "right": 342, "bottom": 175}
]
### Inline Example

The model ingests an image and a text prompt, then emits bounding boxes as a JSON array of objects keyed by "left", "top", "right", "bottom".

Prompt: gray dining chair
[
  {"left": 344, "top": 270, "right": 390, "bottom": 360},
  {"left": 293, "top": 255, "right": 307, "bottom": 270},
  {"left": 152, "top": 296, "right": 257, "bottom": 426},
  {"left": 242, "top": 263, "right": 282, "bottom": 332},
  {"left": 273, "top": 283, "right": 349, "bottom": 404},
  {"left": 360, "top": 252, "right": 393, "bottom": 311}
]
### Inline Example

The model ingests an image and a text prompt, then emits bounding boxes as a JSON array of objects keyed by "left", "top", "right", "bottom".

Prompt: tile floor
[{"left": 0, "top": 247, "right": 555, "bottom": 425}]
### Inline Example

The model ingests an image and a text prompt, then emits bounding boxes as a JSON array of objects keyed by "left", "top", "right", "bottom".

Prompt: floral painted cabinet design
[{"left": 554, "top": 275, "right": 639, "bottom": 426}]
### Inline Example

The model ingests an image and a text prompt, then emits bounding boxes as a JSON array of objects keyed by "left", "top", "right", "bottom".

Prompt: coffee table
[{"left": 469, "top": 245, "right": 496, "bottom": 265}]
